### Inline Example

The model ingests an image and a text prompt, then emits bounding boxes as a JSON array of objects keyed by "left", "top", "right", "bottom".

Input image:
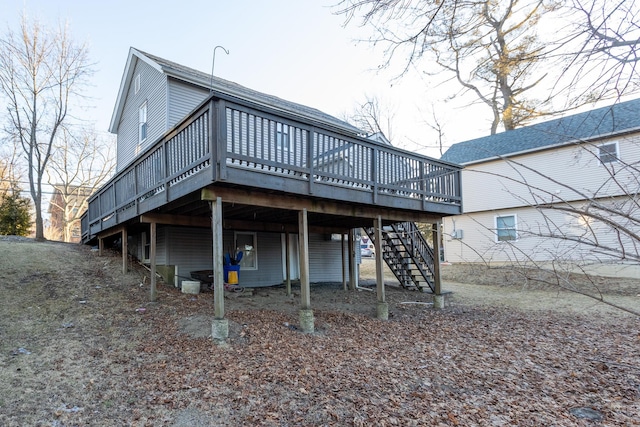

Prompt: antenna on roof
[{"left": 210, "top": 45, "right": 230, "bottom": 94}]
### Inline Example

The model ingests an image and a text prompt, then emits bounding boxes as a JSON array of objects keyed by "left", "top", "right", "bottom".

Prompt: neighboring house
[
  {"left": 82, "top": 48, "right": 462, "bottom": 333},
  {"left": 48, "top": 185, "right": 93, "bottom": 243},
  {"left": 440, "top": 98, "right": 640, "bottom": 277}
]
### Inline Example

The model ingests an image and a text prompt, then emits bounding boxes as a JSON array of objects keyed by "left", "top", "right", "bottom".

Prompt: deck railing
[{"left": 82, "top": 95, "right": 462, "bottom": 242}]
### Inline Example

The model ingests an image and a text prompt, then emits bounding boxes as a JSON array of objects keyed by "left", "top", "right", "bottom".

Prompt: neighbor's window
[
  {"left": 598, "top": 142, "right": 618, "bottom": 164},
  {"left": 276, "top": 123, "right": 290, "bottom": 151},
  {"left": 235, "top": 231, "right": 257, "bottom": 270},
  {"left": 139, "top": 101, "right": 148, "bottom": 144},
  {"left": 495, "top": 214, "right": 517, "bottom": 242}
]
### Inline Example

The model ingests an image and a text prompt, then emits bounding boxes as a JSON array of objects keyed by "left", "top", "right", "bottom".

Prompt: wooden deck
[{"left": 81, "top": 93, "right": 462, "bottom": 242}]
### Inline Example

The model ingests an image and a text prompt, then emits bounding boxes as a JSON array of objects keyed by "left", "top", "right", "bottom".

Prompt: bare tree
[
  {"left": 554, "top": 0, "right": 640, "bottom": 106},
  {"left": 46, "top": 127, "right": 115, "bottom": 242},
  {"left": 336, "top": 0, "right": 559, "bottom": 134},
  {"left": 336, "top": 0, "right": 640, "bottom": 134},
  {"left": 346, "top": 95, "right": 396, "bottom": 141},
  {"left": 409, "top": 104, "right": 448, "bottom": 157},
  {"left": 0, "top": 15, "right": 92, "bottom": 240}
]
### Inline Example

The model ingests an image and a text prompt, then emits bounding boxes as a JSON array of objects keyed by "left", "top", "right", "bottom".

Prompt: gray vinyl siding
[
  {"left": 235, "top": 232, "right": 284, "bottom": 287},
  {"left": 308, "top": 234, "right": 346, "bottom": 283},
  {"left": 167, "top": 78, "right": 209, "bottom": 129},
  {"left": 115, "top": 59, "right": 167, "bottom": 172},
  {"left": 160, "top": 228, "right": 284, "bottom": 288},
  {"left": 164, "top": 227, "right": 213, "bottom": 286},
  {"left": 155, "top": 226, "right": 168, "bottom": 265},
  {"left": 143, "top": 227, "right": 346, "bottom": 287}
]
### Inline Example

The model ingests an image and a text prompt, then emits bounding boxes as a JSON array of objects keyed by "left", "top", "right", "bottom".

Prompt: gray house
[{"left": 82, "top": 48, "right": 462, "bottom": 335}]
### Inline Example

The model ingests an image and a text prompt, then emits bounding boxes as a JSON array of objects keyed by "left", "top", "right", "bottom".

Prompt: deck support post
[
  {"left": 98, "top": 237, "right": 104, "bottom": 256},
  {"left": 298, "top": 208, "right": 314, "bottom": 333},
  {"left": 122, "top": 228, "right": 128, "bottom": 274},
  {"left": 341, "top": 232, "right": 347, "bottom": 291},
  {"left": 149, "top": 222, "right": 157, "bottom": 302},
  {"left": 285, "top": 231, "right": 292, "bottom": 296},
  {"left": 432, "top": 221, "right": 444, "bottom": 309},
  {"left": 374, "top": 216, "right": 388, "bottom": 320},
  {"left": 348, "top": 229, "right": 356, "bottom": 291},
  {"left": 210, "top": 197, "right": 228, "bottom": 342}
]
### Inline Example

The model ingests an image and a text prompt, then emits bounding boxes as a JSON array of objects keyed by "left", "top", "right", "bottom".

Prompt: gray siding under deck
[{"left": 151, "top": 227, "right": 347, "bottom": 288}]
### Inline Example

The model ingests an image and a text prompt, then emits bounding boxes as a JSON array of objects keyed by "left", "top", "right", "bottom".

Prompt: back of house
[{"left": 84, "top": 47, "right": 462, "bottom": 291}]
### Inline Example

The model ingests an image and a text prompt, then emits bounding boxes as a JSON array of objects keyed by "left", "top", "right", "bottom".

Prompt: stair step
[{"left": 364, "top": 222, "right": 437, "bottom": 293}]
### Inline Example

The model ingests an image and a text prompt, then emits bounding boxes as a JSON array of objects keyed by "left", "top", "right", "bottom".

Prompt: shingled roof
[
  {"left": 441, "top": 98, "right": 640, "bottom": 165},
  {"left": 109, "top": 48, "right": 361, "bottom": 136}
]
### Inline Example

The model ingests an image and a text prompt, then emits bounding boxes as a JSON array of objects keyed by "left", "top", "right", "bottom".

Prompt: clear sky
[{"left": 1, "top": 0, "right": 491, "bottom": 158}]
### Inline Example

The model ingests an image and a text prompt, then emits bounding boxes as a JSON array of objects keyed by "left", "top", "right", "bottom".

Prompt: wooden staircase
[{"left": 364, "top": 222, "right": 437, "bottom": 293}]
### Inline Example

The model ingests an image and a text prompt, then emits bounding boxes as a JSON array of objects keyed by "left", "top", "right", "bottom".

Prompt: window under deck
[{"left": 82, "top": 94, "right": 462, "bottom": 242}]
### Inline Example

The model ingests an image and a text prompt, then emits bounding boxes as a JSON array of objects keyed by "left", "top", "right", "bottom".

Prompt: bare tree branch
[{"left": 0, "top": 14, "right": 92, "bottom": 239}]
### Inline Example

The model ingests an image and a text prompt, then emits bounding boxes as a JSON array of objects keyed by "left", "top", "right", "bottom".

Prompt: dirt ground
[{"left": 0, "top": 238, "right": 638, "bottom": 426}]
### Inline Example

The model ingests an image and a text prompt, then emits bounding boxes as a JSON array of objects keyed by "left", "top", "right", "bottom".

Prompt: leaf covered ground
[{"left": 0, "top": 238, "right": 638, "bottom": 426}]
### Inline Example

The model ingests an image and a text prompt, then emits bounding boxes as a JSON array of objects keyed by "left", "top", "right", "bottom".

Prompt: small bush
[{"left": 0, "top": 188, "right": 31, "bottom": 236}]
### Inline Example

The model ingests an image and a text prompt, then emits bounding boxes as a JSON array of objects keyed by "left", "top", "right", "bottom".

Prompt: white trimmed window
[
  {"left": 235, "top": 231, "right": 257, "bottom": 270},
  {"left": 598, "top": 142, "right": 618, "bottom": 164},
  {"left": 495, "top": 214, "right": 517, "bottom": 242},
  {"left": 138, "top": 101, "right": 148, "bottom": 144}
]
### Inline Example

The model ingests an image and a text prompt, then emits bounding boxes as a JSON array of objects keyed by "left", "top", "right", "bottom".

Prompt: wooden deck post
[
  {"left": 348, "top": 229, "right": 356, "bottom": 291},
  {"left": 98, "top": 237, "right": 104, "bottom": 256},
  {"left": 298, "top": 208, "right": 314, "bottom": 333},
  {"left": 210, "top": 197, "right": 228, "bottom": 341},
  {"left": 211, "top": 198, "right": 225, "bottom": 318},
  {"left": 149, "top": 222, "right": 157, "bottom": 302},
  {"left": 341, "top": 232, "right": 347, "bottom": 291},
  {"left": 285, "top": 231, "right": 291, "bottom": 296},
  {"left": 432, "top": 221, "right": 445, "bottom": 309},
  {"left": 374, "top": 216, "right": 388, "bottom": 320},
  {"left": 122, "top": 228, "right": 128, "bottom": 274}
]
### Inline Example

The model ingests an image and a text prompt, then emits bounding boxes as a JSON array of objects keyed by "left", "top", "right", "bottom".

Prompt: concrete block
[
  {"left": 211, "top": 318, "right": 229, "bottom": 342},
  {"left": 299, "top": 309, "right": 315, "bottom": 333},
  {"left": 376, "top": 302, "right": 389, "bottom": 320},
  {"left": 182, "top": 280, "right": 200, "bottom": 294},
  {"left": 433, "top": 294, "right": 445, "bottom": 309}
]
